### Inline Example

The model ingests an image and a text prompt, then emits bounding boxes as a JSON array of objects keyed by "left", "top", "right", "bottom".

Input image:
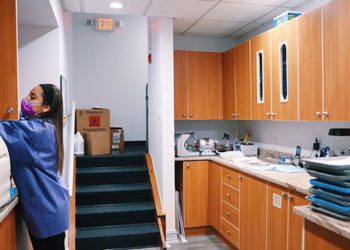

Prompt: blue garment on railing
[{"left": 0, "top": 119, "right": 69, "bottom": 239}]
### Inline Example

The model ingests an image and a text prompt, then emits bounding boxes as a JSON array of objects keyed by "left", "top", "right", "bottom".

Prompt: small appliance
[
  {"left": 175, "top": 133, "right": 200, "bottom": 157},
  {"left": 236, "top": 142, "right": 257, "bottom": 156},
  {"left": 199, "top": 138, "right": 217, "bottom": 156}
]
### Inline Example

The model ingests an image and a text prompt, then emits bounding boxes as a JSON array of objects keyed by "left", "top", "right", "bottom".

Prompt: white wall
[
  {"left": 148, "top": 17, "right": 176, "bottom": 239},
  {"left": 174, "top": 34, "right": 237, "bottom": 52},
  {"left": 72, "top": 13, "right": 148, "bottom": 141}
]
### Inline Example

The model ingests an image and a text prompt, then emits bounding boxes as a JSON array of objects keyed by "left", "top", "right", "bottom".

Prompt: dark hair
[{"left": 38, "top": 84, "right": 64, "bottom": 175}]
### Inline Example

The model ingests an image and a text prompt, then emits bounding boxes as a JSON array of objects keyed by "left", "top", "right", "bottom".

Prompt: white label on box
[
  {"left": 112, "top": 144, "right": 120, "bottom": 149},
  {"left": 272, "top": 193, "right": 282, "bottom": 209},
  {"left": 112, "top": 132, "right": 121, "bottom": 143}
]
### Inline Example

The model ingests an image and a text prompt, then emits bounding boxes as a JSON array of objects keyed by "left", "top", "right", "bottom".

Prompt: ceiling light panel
[
  {"left": 84, "top": 0, "right": 149, "bottom": 15},
  {"left": 146, "top": 0, "right": 217, "bottom": 19},
  {"left": 204, "top": 2, "right": 275, "bottom": 22}
]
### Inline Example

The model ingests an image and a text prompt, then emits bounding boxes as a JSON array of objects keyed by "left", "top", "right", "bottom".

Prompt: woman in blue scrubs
[{"left": 0, "top": 84, "right": 69, "bottom": 250}]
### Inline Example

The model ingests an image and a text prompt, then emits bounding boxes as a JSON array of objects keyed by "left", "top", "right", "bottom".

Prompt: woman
[{"left": 0, "top": 84, "right": 69, "bottom": 250}]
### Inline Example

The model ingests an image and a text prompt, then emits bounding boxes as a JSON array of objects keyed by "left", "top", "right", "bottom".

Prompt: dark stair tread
[
  {"left": 76, "top": 223, "right": 159, "bottom": 239},
  {"left": 76, "top": 165, "right": 147, "bottom": 174},
  {"left": 76, "top": 183, "right": 151, "bottom": 193},
  {"left": 76, "top": 202, "right": 155, "bottom": 215}
]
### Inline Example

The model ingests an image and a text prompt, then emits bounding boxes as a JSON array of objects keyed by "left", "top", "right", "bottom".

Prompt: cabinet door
[
  {"left": 251, "top": 31, "right": 272, "bottom": 120},
  {"left": 209, "top": 162, "right": 221, "bottom": 231},
  {"left": 288, "top": 191, "right": 308, "bottom": 250},
  {"left": 234, "top": 41, "right": 251, "bottom": 120},
  {"left": 240, "top": 174, "right": 266, "bottom": 250},
  {"left": 267, "top": 184, "right": 288, "bottom": 250},
  {"left": 183, "top": 161, "right": 209, "bottom": 227},
  {"left": 271, "top": 19, "right": 298, "bottom": 120},
  {"left": 223, "top": 48, "right": 236, "bottom": 120},
  {"left": 174, "top": 50, "right": 188, "bottom": 120},
  {"left": 0, "top": 211, "right": 17, "bottom": 250},
  {"left": 299, "top": 8, "right": 323, "bottom": 121},
  {"left": 323, "top": 0, "right": 350, "bottom": 121},
  {"left": 188, "top": 52, "right": 222, "bottom": 120},
  {"left": 0, "top": 0, "right": 18, "bottom": 120}
]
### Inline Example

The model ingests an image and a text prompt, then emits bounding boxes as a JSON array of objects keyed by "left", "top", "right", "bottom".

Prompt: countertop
[
  {"left": 0, "top": 196, "right": 18, "bottom": 224},
  {"left": 176, "top": 156, "right": 311, "bottom": 195},
  {"left": 294, "top": 205, "right": 350, "bottom": 240}
]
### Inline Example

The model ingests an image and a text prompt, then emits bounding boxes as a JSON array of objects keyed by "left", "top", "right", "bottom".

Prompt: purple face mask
[{"left": 20, "top": 98, "right": 37, "bottom": 118}]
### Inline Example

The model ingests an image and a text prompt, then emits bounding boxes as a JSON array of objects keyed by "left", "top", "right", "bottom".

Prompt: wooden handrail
[{"left": 145, "top": 153, "right": 167, "bottom": 249}]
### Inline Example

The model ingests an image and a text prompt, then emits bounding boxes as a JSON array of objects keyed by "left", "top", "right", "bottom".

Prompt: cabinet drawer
[
  {"left": 222, "top": 167, "right": 240, "bottom": 189},
  {"left": 221, "top": 218, "right": 239, "bottom": 248},
  {"left": 222, "top": 183, "right": 239, "bottom": 209},
  {"left": 222, "top": 201, "right": 239, "bottom": 228}
]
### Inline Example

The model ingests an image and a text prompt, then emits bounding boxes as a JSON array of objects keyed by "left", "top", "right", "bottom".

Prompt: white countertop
[
  {"left": 176, "top": 155, "right": 311, "bottom": 195},
  {"left": 294, "top": 205, "right": 350, "bottom": 240},
  {"left": 0, "top": 196, "right": 18, "bottom": 224}
]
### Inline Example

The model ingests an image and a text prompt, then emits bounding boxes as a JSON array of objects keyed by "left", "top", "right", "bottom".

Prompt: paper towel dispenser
[{"left": 0, "top": 136, "right": 11, "bottom": 207}]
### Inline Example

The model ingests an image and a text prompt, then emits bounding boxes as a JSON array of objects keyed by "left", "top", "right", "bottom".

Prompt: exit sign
[{"left": 95, "top": 18, "right": 115, "bottom": 32}]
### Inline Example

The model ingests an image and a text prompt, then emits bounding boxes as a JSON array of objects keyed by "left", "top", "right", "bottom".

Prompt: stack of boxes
[
  {"left": 76, "top": 108, "right": 124, "bottom": 155},
  {"left": 305, "top": 157, "right": 350, "bottom": 221}
]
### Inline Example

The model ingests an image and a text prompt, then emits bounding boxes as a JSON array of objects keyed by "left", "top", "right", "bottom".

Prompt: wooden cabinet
[
  {"left": 304, "top": 220, "right": 350, "bottom": 250},
  {"left": 267, "top": 184, "right": 308, "bottom": 250},
  {"left": 251, "top": 31, "right": 272, "bottom": 120},
  {"left": 267, "top": 184, "right": 289, "bottom": 250},
  {"left": 221, "top": 166, "right": 240, "bottom": 248},
  {"left": 234, "top": 41, "right": 251, "bottom": 120},
  {"left": 223, "top": 48, "right": 235, "bottom": 120},
  {"left": 271, "top": 19, "right": 298, "bottom": 120},
  {"left": 174, "top": 50, "right": 188, "bottom": 120},
  {"left": 182, "top": 161, "right": 209, "bottom": 228},
  {"left": 174, "top": 50, "right": 223, "bottom": 120},
  {"left": 298, "top": 8, "right": 323, "bottom": 121},
  {"left": 288, "top": 191, "right": 309, "bottom": 250},
  {"left": 240, "top": 174, "right": 267, "bottom": 250},
  {"left": 209, "top": 162, "right": 221, "bottom": 231},
  {"left": 323, "top": 0, "right": 350, "bottom": 121},
  {"left": 0, "top": 0, "right": 18, "bottom": 120},
  {"left": 0, "top": 211, "right": 17, "bottom": 250}
]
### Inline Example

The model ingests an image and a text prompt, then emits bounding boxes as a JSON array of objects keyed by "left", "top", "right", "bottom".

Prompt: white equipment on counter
[
  {"left": 0, "top": 136, "right": 11, "bottom": 207},
  {"left": 199, "top": 138, "right": 217, "bottom": 156},
  {"left": 236, "top": 142, "right": 258, "bottom": 156},
  {"left": 175, "top": 133, "right": 200, "bottom": 157}
]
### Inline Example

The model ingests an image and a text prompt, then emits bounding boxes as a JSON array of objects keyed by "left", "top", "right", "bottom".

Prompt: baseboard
[{"left": 166, "top": 229, "right": 180, "bottom": 244}]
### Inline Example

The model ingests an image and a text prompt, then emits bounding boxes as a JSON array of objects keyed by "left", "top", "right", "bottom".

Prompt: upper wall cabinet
[
  {"left": 323, "top": 0, "right": 350, "bottom": 121},
  {"left": 234, "top": 41, "right": 251, "bottom": 120},
  {"left": 271, "top": 19, "right": 298, "bottom": 120},
  {"left": 223, "top": 48, "right": 235, "bottom": 120},
  {"left": 251, "top": 31, "right": 271, "bottom": 120},
  {"left": 174, "top": 50, "right": 188, "bottom": 120},
  {"left": 0, "top": 0, "right": 18, "bottom": 120},
  {"left": 174, "top": 50, "right": 223, "bottom": 120},
  {"left": 298, "top": 7, "right": 323, "bottom": 121}
]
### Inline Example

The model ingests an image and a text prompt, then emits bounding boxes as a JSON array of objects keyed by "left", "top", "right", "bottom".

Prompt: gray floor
[{"left": 138, "top": 234, "right": 230, "bottom": 250}]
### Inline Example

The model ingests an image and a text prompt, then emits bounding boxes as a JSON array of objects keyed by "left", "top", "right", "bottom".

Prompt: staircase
[{"left": 75, "top": 147, "right": 161, "bottom": 250}]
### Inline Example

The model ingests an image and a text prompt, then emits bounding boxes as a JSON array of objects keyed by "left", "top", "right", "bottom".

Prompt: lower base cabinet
[{"left": 0, "top": 211, "right": 17, "bottom": 250}]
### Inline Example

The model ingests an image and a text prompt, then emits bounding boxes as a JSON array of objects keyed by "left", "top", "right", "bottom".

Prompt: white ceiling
[
  {"left": 18, "top": 0, "right": 58, "bottom": 27},
  {"left": 62, "top": 0, "right": 310, "bottom": 38}
]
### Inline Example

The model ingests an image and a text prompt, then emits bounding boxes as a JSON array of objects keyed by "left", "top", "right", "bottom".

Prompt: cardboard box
[
  {"left": 76, "top": 108, "right": 110, "bottom": 135},
  {"left": 85, "top": 131, "right": 111, "bottom": 155},
  {"left": 111, "top": 127, "right": 124, "bottom": 151},
  {"left": 273, "top": 11, "right": 301, "bottom": 27}
]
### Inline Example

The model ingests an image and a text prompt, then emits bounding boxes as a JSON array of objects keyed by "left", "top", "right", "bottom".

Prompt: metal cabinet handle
[
  {"left": 267, "top": 112, "right": 271, "bottom": 116},
  {"left": 189, "top": 114, "right": 193, "bottom": 118},
  {"left": 315, "top": 112, "right": 321, "bottom": 117},
  {"left": 270, "top": 112, "right": 276, "bottom": 117},
  {"left": 322, "top": 111, "right": 328, "bottom": 117},
  {"left": 7, "top": 107, "right": 14, "bottom": 114},
  {"left": 182, "top": 114, "right": 186, "bottom": 118},
  {"left": 288, "top": 194, "right": 293, "bottom": 200},
  {"left": 226, "top": 230, "right": 231, "bottom": 235},
  {"left": 235, "top": 114, "right": 239, "bottom": 118},
  {"left": 226, "top": 212, "right": 231, "bottom": 217},
  {"left": 226, "top": 193, "right": 231, "bottom": 198},
  {"left": 238, "top": 176, "right": 243, "bottom": 180},
  {"left": 186, "top": 164, "right": 190, "bottom": 168},
  {"left": 232, "top": 113, "right": 235, "bottom": 117},
  {"left": 281, "top": 192, "right": 287, "bottom": 197}
]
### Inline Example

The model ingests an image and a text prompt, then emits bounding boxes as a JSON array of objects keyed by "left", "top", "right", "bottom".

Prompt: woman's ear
[{"left": 42, "top": 105, "right": 51, "bottom": 113}]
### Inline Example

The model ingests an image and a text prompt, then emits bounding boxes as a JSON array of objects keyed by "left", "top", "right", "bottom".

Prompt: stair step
[
  {"left": 76, "top": 166, "right": 148, "bottom": 185},
  {"left": 76, "top": 202, "right": 156, "bottom": 227},
  {"left": 76, "top": 223, "right": 159, "bottom": 250},
  {"left": 76, "top": 155, "right": 145, "bottom": 168},
  {"left": 76, "top": 183, "right": 152, "bottom": 206}
]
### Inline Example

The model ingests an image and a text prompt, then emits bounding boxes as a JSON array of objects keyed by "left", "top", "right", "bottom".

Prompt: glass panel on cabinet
[
  {"left": 279, "top": 42, "right": 288, "bottom": 102},
  {"left": 257, "top": 50, "right": 264, "bottom": 104}
]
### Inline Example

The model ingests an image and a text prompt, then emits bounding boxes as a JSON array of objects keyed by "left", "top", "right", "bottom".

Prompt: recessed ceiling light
[{"left": 109, "top": 2, "right": 124, "bottom": 9}]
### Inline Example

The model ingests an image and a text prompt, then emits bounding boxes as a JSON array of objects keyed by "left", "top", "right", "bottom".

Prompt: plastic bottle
[{"left": 74, "top": 132, "right": 85, "bottom": 155}]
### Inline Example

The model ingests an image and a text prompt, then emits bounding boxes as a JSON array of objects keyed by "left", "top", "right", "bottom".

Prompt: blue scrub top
[{"left": 0, "top": 119, "right": 69, "bottom": 239}]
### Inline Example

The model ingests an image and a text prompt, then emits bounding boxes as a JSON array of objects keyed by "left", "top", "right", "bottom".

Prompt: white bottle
[{"left": 74, "top": 132, "right": 85, "bottom": 155}]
